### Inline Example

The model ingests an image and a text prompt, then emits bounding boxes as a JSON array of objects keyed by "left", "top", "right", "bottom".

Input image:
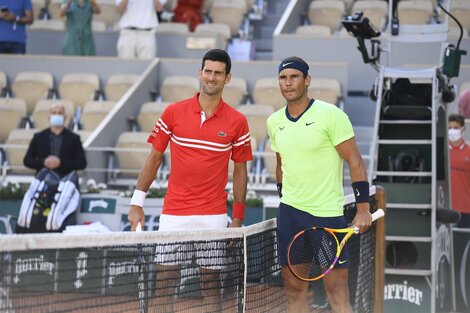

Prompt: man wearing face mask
[
  {"left": 23, "top": 102, "right": 87, "bottom": 177},
  {"left": 448, "top": 114, "right": 470, "bottom": 228}
]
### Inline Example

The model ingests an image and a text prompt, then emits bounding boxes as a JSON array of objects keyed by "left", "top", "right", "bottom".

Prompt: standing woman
[{"left": 60, "top": 0, "right": 100, "bottom": 56}]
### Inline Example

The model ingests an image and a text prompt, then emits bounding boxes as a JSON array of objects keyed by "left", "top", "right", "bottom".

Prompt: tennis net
[{"left": 0, "top": 186, "right": 385, "bottom": 313}]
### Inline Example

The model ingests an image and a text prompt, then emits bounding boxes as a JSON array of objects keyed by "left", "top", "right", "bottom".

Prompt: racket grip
[
  {"left": 371, "top": 209, "right": 385, "bottom": 222},
  {"left": 136, "top": 222, "right": 143, "bottom": 232}
]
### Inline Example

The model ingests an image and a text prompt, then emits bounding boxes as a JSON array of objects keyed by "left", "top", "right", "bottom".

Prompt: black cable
[{"left": 437, "top": 0, "right": 464, "bottom": 50}]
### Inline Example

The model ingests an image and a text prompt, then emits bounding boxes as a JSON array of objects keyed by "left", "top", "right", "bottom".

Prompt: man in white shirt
[{"left": 115, "top": 0, "right": 166, "bottom": 59}]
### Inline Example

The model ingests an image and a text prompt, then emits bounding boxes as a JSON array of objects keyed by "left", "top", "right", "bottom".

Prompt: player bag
[{"left": 16, "top": 168, "right": 80, "bottom": 233}]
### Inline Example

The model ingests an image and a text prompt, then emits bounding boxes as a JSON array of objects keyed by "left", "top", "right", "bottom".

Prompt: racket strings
[{"left": 289, "top": 230, "right": 338, "bottom": 280}]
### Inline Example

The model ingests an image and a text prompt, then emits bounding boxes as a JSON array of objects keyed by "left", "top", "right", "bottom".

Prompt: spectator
[
  {"left": 23, "top": 102, "right": 87, "bottom": 178},
  {"left": 60, "top": 0, "right": 101, "bottom": 56},
  {"left": 115, "top": 0, "right": 166, "bottom": 59},
  {"left": 458, "top": 89, "right": 470, "bottom": 118},
  {"left": 173, "top": 0, "right": 203, "bottom": 32},
  {"left": 0, "top": 0, "right": 33, "bottom": 54},
  {"left": 448, "top": 114, "right": 470, "bottom": 228}
]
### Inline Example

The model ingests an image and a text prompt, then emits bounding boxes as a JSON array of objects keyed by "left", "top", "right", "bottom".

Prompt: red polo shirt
[
  {"left": 148, "top": 94, "right": 252, "bottom": 215},
  {"left": 450, "top": 142, "right": 470, "bottom": 214}
]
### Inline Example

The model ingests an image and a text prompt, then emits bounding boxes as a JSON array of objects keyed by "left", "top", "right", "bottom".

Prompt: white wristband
[{"left": 130, "top": 189, "right": 147, "bottom": 207}]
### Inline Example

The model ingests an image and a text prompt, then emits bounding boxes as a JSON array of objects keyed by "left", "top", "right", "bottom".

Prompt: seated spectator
[
  {"left": 458, "top": 89, "right": 470, "bottom": 118},
  {"left": 60, "top": 0, "right": 101, "bottom": 56},
  {"left": 448, "top": 114, "right": 470, "bottom": 228},
  {"left": 173, "top": 0, "right": 203, "bottom": 32},
  {"left": 23, "top": 102, "right": 87, "bottom": 177}
]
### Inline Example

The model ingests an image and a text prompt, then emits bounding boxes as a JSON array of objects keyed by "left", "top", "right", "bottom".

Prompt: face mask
[
  {"left": 50, "top": 114, "right": 65, "bottom": 128},
  {"left": 448, "top": 128, "right": 463, "bottom": 142}
]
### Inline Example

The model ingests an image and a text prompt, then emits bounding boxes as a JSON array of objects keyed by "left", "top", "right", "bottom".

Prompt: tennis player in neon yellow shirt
[{"left": 267, "top": 56, "right": 372, "bottom": 313}]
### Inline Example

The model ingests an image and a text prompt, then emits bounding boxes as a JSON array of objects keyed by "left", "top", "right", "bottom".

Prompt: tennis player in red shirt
[{"left": 128, "top": 49, "right": 252, "bottom": 312}]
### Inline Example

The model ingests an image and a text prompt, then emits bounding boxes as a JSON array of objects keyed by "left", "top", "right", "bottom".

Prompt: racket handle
[
  {"left": 371, "top": 208, "right": 385, "bottom": 222},
  {"left": 136, "top": 222, "right": 143, "bottom": 232}
]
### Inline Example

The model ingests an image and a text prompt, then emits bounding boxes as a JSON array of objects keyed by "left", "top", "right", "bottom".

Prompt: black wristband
[
  {"left": 351, "top": 181, "right": 369, "bottom": 203},
  {"left": 276, "top": 183, "right": 282, "bottom": 198}
]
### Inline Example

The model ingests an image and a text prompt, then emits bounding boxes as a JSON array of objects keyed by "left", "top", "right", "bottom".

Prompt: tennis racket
[
  {"left": 287, "top": 209, "right": 385, "bottom": 282},
  {"left": 136, "top": 223, "right": 148, "bottom": 313}
]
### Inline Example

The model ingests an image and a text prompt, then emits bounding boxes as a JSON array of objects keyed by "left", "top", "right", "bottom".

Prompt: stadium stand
[
  {"left": 0, "top": 71, "right": 7, "bottom": 95},
  {"left": 195, "top": 23, "right": 232, "bottom": 48},
  {"left": 32, "top": 0, "right": 46, "bottom": 18},
  {"left": 308, "top": 78, "right": 342, "bottom": 105},
  {"left": 350, "top": 0, "right": 388, "bottom": 30},
  {"left": 209, "top": 0, "right": 247, "bottom": 37},
  {"left": 449, "top": 0, "right": 470, "bottom": 32},
  {"left": 252, "top": 78, "right": 285, "bottom": 110},
  {"left": 92, "top": 0, "right": 120, "bottom": 30},
  {"left": 160, "top": 75, "right": 199, "bottom": 102},
  {"left": 29, "top": 19, "right": 66, "bottom": 31},
  {"left": 31, "top": 99, "right": 74, "bottom": 129},
  {"left": 112, "top": 131, "right": 153, "bottom": 180},
  {"left": 461, "top": 81, "right": 470, "bottom": 95},
  {"left": 11, "top": 71, "right": 54, "bottom": 114},
  {"left": 80, "top": 100, "right": 116, "bottom": 131},
  {"left": 307, "top": 0, "right": 346, "bottom": 33},
  {"left": 236, "top": 104, "right": 274, "bottom": 145},
  {"left": 295, "top": 25, "right": 332, "bottom": 37},
  {"left": 0, "top": 98, "right": 27, "bottom": 143},
  {"left": 448, "top": 26, "right": 468, "bottom": 40},
  {"left": 155, "top": 22, "right": 190, "bottom": 34},
  {"left": 227, "top": 136, "right": 258, "bottom": 182},
  {"left": 137, "top": 101, "right": 170, "bottom": 133},
  {"left": 2, "top": 128, "right": 38, "bottom": 175},
  {"left": 222, "top": 76, "right": 248, "bottom": 107},
  {"left": 91, "top": 20, "right": 107, "bottom": 33},
  {"left": 58, "top": 72, "right": 100, "bottom": 108},
  {"left": 397, "top": 0, "right": 434, "bottom": 25},
  {"left": 105, "top": 74, "right": 139, "bottom": 101},
  {"left": 47, "top": 0, "right": 63, "bottom": 21}
]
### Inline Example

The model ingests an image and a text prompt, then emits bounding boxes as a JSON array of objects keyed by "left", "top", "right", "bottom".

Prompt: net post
[{"left": 374, "top": 185, "right": 387, "bottom": 313}]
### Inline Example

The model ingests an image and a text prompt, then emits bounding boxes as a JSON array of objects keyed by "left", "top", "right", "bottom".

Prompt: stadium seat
[
  {"left": 32, "top": 0, "right": 46, "bottom": 18},
  {"left": 397, "top": 0, "right": 433, "bottom": 25},
  {"left": 80, "top": 100, "right": 116, "bottom": 131},
  {"left": 58, "top": 73, "right": 100, "bottom": 108},
  {"left": 449, "top": 0, "right": 470, "bottom": 32},
  {"left": 137, "top": 101, "right": 170, "bottom": 133},
  {"left": 236, "top": 104, "right": 274, "bottom": 145},
  {"left": 308, "top": 78, "right": 342, "bottom": 105},
  {"left": 295, "top": 25, "right": 332, "bottom": 37},
  {"left": 160, "top": 75, "right": 199, "bottom": 102},
  {"left": 29, "top": 19, "right": 65, "bottom": 31},
  {"left": 195, "top": 23, "right": 232, "bottom": 48},
  {"left": 223, "top": 76, "right": 248, "bottom": 107},
  {"left": 0, "top": 71, "right": 7, "bottom": 94},
  {"left": 155, "top": 22, "right": 190, "bottom": 34},
  {"left": 3, "top": 128, "right": 38, "bottom": 175},
  {"left": 11, "top": 71, "right": 54, "bottom": 114},
  {"left": 32, "top": 99, "right": 75, "bottom": 130},
  {"left": 92, "top": 0, "right": 120, "bottom": 29},
  {"left": 308, "top": 0, "right": 346, "bottom": 33},
  {"left": 202, "top": 0, "right": 215, "bottom": 14},
  {"left": 105, "top": 74, "right": 139, "bottom": 101},
  {"left": 48, "top": 0, "right": 63, "bottom": 20},
  {"left": 114, "top": 131, "right": 152, "bottom": 178},
  {"left": 209, "top": 0, "right": 247, "bottom": 37},
  {"left": 0, "top": 98, "right": 27, "bottom": 143},
  {"left": 252, "top": 78, "right": 285, "bottom": 111},
  {"left": 350, "top": 0, "right": 388, "bottom": 30}
]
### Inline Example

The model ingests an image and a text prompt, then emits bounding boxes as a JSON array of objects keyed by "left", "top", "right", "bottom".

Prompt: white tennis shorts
[{"left": 154, "top": 214, "right": 228, "bottom": 269}]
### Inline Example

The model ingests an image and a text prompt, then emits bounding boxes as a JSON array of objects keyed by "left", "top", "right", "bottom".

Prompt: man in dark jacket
[{"left": 23, "top": 102, "right": 87, "bottom": 177}]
